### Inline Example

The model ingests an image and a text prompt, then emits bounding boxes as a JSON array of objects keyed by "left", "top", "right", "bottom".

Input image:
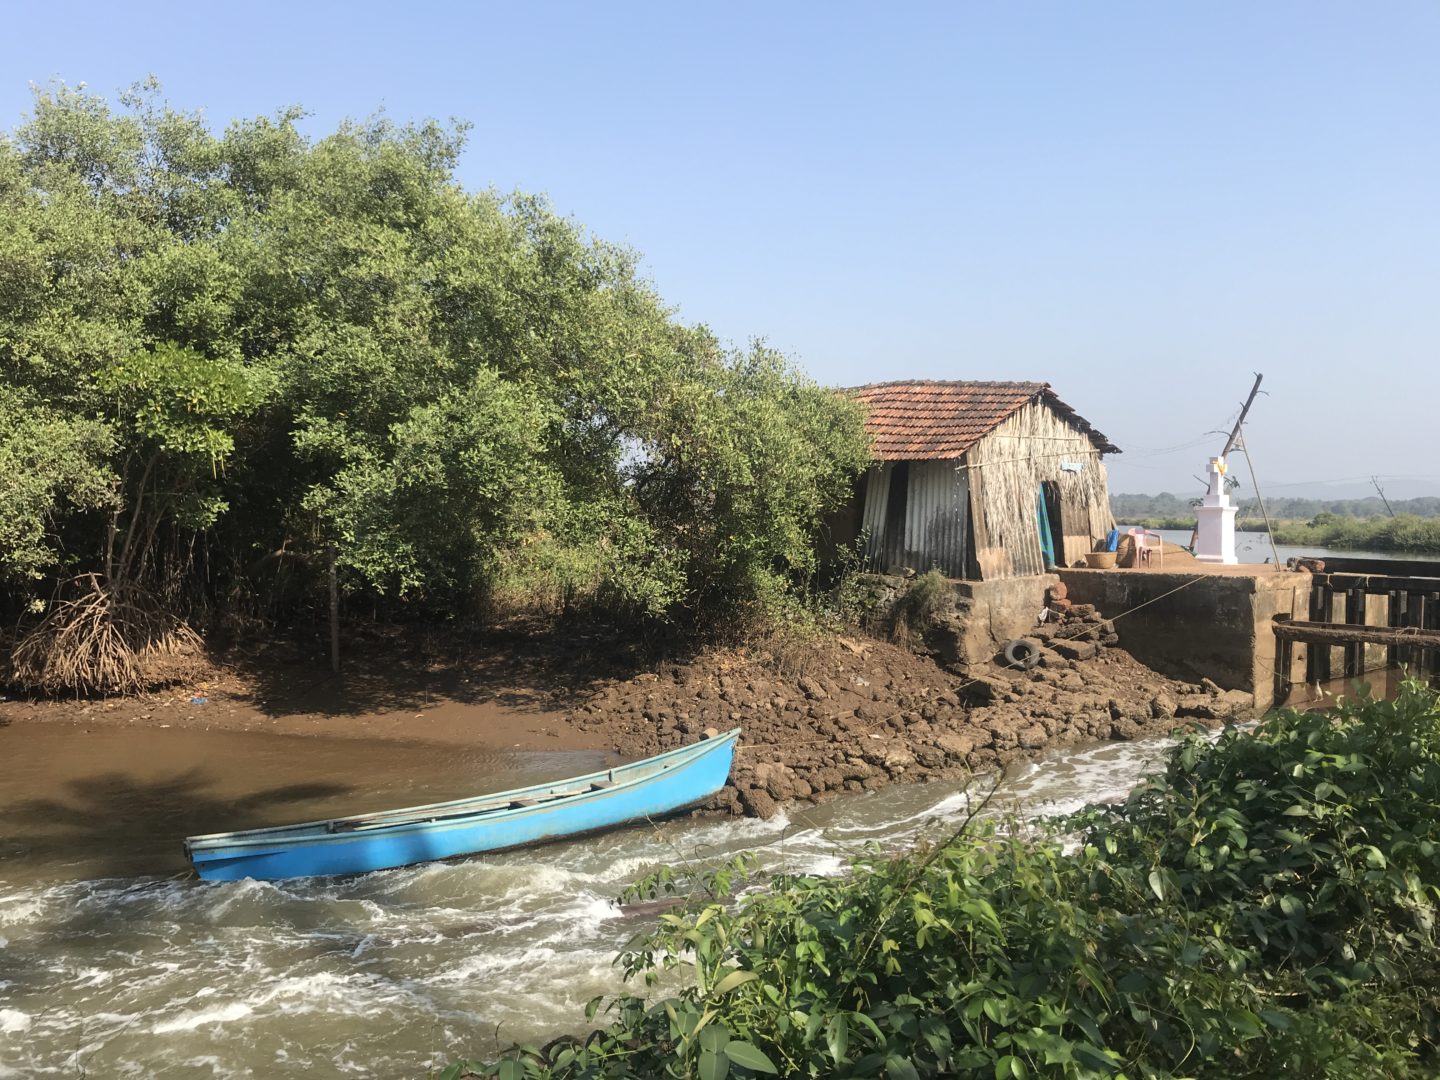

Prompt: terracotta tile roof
[{"left": 850, "top": 380, "right": 1121, "bottom": 461}]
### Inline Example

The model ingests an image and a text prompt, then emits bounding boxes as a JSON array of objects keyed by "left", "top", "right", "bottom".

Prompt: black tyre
[{"left": 1002, "top": 637, "right": 1041, "bottom": 669}]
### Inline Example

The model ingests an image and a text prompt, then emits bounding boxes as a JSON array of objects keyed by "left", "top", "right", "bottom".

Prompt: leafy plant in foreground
[{"left": 453, "top": 684, "right": 1440, "bottom": 1079}]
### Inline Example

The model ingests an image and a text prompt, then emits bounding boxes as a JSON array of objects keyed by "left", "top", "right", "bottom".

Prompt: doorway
[{"left": 1037, "top": 483, "right": 1064, "bottom": 570}]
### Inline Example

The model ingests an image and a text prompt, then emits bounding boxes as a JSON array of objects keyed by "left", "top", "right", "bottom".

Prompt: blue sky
[{"left": 4, "top": 2, "right": 1438, "bottom": 499}]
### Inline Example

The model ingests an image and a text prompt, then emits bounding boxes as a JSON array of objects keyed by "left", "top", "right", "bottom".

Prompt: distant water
[{"left": 1119, "top": 527, "right": 1413, "bottom": 566}]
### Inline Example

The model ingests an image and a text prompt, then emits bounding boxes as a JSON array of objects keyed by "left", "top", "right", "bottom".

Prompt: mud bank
[
  {"left": 2, "top": 612, "right": 1251, "bottom": 822},
  {"left": 0, "top": 625, "right": 620, "bottom": 751},
  {"left": 572, "top": 610, "right": 1253, "bottom": 818}
]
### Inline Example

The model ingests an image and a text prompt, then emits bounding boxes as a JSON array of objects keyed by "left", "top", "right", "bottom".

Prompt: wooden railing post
[{"left": 1274, "top": 614, "right": 1294, "bottom": 706}]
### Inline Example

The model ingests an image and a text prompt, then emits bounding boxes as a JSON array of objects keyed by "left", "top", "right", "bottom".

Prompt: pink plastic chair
[{"left": 1127, "top": 528, "right": 1163, "bottom": 569}]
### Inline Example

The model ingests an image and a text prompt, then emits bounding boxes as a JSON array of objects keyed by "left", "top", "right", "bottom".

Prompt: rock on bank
[{"left": 569, "top": 626, "right": 1252, "bottom": 819}]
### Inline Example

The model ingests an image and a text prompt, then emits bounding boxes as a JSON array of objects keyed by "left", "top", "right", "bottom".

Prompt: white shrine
[{"left": 1194, "top": 456, "right": 1238, "bottom": 564}]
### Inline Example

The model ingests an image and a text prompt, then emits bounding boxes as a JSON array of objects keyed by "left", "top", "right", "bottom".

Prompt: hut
[{"left": 849, "top": 380, "right": 1120, "bottom": 580}]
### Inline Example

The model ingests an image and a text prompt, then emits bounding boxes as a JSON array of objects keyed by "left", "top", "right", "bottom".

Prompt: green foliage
[
  {"left": 892, "top": 569, "right": 954, "bottom": 638},
  {"left": 0, "top": 79, "right": 871, "bottom": 637},
  {"left": 461, "top": 684, "right": 1440, "bottom": 1079},
  {"left": 0, "top": 386, "right": 115, "bottom": 582},
  {"left": 301, "top": 368, "right": 556, "bottom": 597},
  {"left": 633, "top": 342, "right": 871, "bottom": 626},
  {"left": 1265, "top": 513, "right": 1440, "bottom": 554},
  {"left": 99, "top": 342, "right": 268, "bottom": 463},
  {"left": 1116, "top": 490, "right": 1440, "bottom": 554},
  {"left": 1120, "top": 517, "right": 1198, "bottom": 532},
  {"left": 1081, "top": 682, "right": 1440, "bottom": 982}
]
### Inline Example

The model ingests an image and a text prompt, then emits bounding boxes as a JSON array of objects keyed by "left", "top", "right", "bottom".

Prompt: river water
[
  {"left": 0, "top": 723, "right": 1182, "bottom": 1077},
  {"left": 1128, "top": 528, "right": 1411, "bottom": 566}
]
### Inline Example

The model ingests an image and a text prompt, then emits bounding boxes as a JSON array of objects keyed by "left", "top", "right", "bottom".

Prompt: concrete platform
[{"left": 1058, "top": 564, "right": 1312, "bottom": 710}]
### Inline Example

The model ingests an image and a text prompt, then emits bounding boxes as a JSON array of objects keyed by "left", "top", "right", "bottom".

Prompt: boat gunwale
[{"left": 185, "top": 729, "right": 740, "bottom": 855}]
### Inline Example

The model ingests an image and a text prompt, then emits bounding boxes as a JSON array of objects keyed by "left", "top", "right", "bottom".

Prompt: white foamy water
[{"left": 0, "top": 732, "right": 1179, "bottom": 1076}]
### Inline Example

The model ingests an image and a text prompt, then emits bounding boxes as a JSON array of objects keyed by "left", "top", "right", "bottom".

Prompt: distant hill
[{"left": 1110, "top": 492, "right": 1440, "bottom": 521}]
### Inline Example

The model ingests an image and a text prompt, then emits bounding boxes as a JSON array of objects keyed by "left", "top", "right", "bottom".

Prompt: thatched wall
[{"left": 963, "top": 401, "right": 1114, "bottom": 579}]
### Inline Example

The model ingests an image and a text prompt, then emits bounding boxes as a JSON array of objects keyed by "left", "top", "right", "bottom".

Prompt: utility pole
[
  {"left": 1195, "top": 373, "right": 1264, "bottom": 565},
  {"left": 1220, "top": 373, "right": 1265, "bottom": 458},
  {"left": 1371, "top": 476, "right": 1395, "bottom": 518}
]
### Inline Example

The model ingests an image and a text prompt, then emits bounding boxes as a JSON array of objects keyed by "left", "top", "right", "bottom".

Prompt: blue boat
[{"left": 185, "top": 729, "right": 740, "bottom": 882}]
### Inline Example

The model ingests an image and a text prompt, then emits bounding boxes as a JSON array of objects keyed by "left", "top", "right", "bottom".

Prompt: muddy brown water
[
  {"left": 1284, "top": 666, "right": 1413, "bottom": 712},
  {"left": 0, "top": 719, "right": 1203, "bottom": 1076},
  {"left": 0, "top": 724, "right": 616, "bottom": 885}
]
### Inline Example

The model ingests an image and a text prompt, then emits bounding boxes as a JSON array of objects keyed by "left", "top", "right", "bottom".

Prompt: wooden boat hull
[{"left": 185, "top": 730, "right": 740, "bottom": 882}]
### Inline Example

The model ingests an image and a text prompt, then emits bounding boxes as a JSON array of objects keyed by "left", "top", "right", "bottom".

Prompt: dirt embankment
[
  {"left": 0, "top": 624, "right": 624, "bottom": 751},
  {"left": 572, "top": 606, "right": 1252, "bottom": 819},
  {"left": 2, "top": 607, "right": 1251, "bottom": 821}
]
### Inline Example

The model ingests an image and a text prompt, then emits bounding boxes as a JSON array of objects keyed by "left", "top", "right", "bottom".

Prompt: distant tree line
[
  {"left": 1111, "top": 492, "right": 1440, "bottom": 522},
  {"left": 0, "top": 81, "right": 872, "bottom": 692},
  {"left": 1112, "top": 494, "right": 1440, "bottom": 554},
  {"left": 1264, "top": 514, "right": 1440, "bottom": 554}
]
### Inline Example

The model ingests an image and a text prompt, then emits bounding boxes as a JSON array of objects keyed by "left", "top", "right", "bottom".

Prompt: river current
[{"left": 0, "top": 725, "right": 1180, "bottom": 1077}]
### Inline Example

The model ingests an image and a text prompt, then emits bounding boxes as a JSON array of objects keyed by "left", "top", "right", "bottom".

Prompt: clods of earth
[{"left": 571, "top": 609, "right": 1251, "bottom": 819}]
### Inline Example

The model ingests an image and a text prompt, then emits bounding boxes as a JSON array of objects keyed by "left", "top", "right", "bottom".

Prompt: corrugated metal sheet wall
[
  {"left": 862, "top": 462, "right": 969, "bottom": 576},
  {"left": 904, "top": 461, "right": 969, "bottom": 577},
  {"left": 861, "top": 466, "right": 890, "bottom": 569}
]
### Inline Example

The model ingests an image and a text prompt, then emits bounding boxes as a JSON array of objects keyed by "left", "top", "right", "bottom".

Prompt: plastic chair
[{"left": 1134, "top": 529, "right": 1163, "bottom": 570}]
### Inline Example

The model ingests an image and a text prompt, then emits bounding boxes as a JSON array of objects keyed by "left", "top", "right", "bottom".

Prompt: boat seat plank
[{"left": 327, "top": 788, "right": 589, "bottom": 833}]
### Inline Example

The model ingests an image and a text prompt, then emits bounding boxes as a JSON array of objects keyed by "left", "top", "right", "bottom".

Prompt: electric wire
[{"left": 1235, "top": 428, "right": 1281, "bottom": 567}]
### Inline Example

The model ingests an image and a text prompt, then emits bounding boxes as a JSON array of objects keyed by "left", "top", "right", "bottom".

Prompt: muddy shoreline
[
  {"left": 2, "top": 617, "right": 1250, "bottom": 821},
  {"left": 0, "top": 625, "right": 615, "bottom": 752}
]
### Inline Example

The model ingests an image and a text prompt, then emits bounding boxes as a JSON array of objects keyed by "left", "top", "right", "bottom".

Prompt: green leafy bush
[
  {"left": 452, "top": 684, "right": 1440, "bottom": 1079},
  {"left": 1, "top": 81, "right": 871, "bottom": 652},
  {"left": 890, "top": 569, "right": 954, "bottom": 643},
  {"left": 1268, "top": 514, "right": 1440, "bottom": 554}
]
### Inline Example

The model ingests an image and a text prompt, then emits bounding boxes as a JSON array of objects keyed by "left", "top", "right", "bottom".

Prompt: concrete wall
[
  {"left": 1058, "top": 569, "right": 1311, "bottom": 710},
  {"left": 1250, "top": 576, "right": 1312, "bottom": 707},
  {"left": 952, "top": 575, "right": 1056, "bottom": 666},
  {"left": 859, "top": 571, "right": 1057, "bottom": 674}
]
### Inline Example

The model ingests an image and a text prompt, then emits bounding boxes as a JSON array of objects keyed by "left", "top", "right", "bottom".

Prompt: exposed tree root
[{"left": 9, "top": 574, "right": 205, "bottom": 695}]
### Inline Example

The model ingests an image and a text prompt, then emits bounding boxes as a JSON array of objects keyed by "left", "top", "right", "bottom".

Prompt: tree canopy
[{"left": 0, "top": 80, "right": 871, "bottom": 687}]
